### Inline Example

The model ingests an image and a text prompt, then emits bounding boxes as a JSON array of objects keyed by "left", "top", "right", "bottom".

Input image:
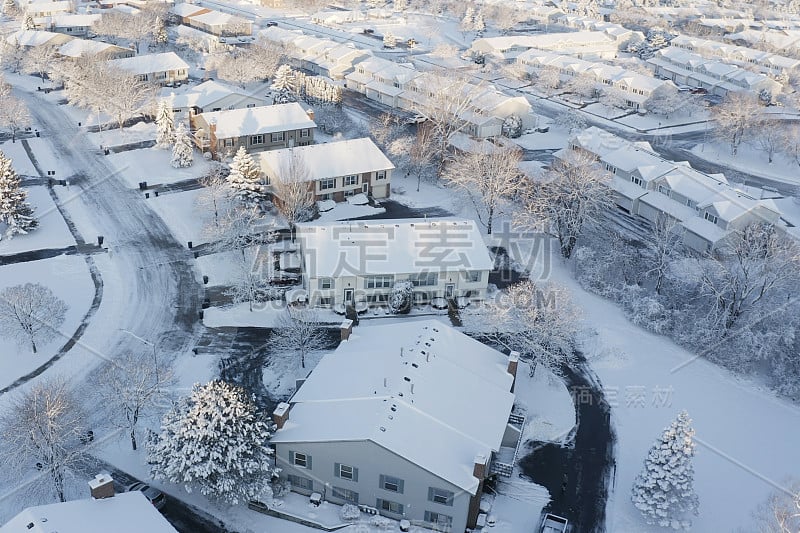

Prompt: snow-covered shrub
[
  {"left": 620, "top": 285, "right": 673, "bottom": 335},
  {"left": 501, "top": 114, "right": 523, "bottom": 138},
  {"left": 340, "top": 504, "right": 360, "bottom": 521},
  {"left": 369, "top": 515, "right": 393, "bottom": 529},
  {"left": 389, "top": 281, "right": 413, "bottom": 314}
]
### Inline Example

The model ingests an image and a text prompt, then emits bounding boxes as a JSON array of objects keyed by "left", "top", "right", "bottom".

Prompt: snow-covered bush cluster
[
  {"left": 340, "top": 503, "right": 361, "bottom": 521},
  {"left": 389, "top": 281, "right": 413, "bottom": 314}
]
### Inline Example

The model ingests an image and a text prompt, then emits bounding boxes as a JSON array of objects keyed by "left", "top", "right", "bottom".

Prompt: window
[
  {"left": 335, "top": 463, "right": 358, "bottom": 481},
  {"left": 300, "top": 128, "right": 310, "bottom": 138},
  {"left": 250, "top": 134, "right": 264, "bottom": 145},
  {"left": 409, "top": 272, "right": 438, "bottom": 287},
  {"left": 332, "top": 487, "right": 359, "bottom": 504},
  {"left": 154, "top": 72, "right": 167, "bottom": 80},
  {"left": 376, "top": 170, "right": 386, "bottom": 180},
  {"left": 228, "top": 105, "right": 235, "bottom": 110},
  {"left": 366, "top": 275, "right": 394, "bottom": 289},
  {"left": 428, "top": 487, "right": 454, "bottom": 506},
  {"left": 288, "top": 474, "right": 313, "bottom": 490},
  {"left": 223, "top": 138, "right": 234, "bottom": 147},
  {"left": 344, "top": 175, "right": 359, "bottom": 186},
  {"left": 704, "top": 212, "right": 718, "bottom": 225},
  {"left": 291, "top": 451, "right": 311, "bottom": 469},
  {"left": 631, "top": 176, "right": 643, "bottom": 186},
  {"left": 319, "top": 278, "right": 334, "bottom": 290},
  {"left": 246, "top": 103, "right": 256, "bottom": 108},
  {"left": 320, "top": 178, "right": 336, "bottom": 190},
  {"left": 379, "top": 475, "right": 404, "bottom": 493},
  {"left": 465, "top": 270, "right": 481, "bottom": 282},
  {"left": 271, "top": 132, "right": 285, "bottom": 142},
  {"left": 367, "top": 294, "right": 389, "bottom": 303},
  {"left": 318, "top": 296, "right": 332, "bottom": 306},
  {"left": 658, "top": 185, "right": 670, "bottom": 195},
  {"left": 377, "top": 498, "right": 404, "bottom": 515},
  {"left": 424, "top": 511, "right": 454, "bottom": 528}
]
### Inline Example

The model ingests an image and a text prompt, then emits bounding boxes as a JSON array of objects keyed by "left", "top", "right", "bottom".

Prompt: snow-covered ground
[
  {"left": 690, "top": 141, "right": 800, "bottom": 185},
  {"left": 146, "top": 189, "right": 206, "bottom": 245},
  {"left": 25, "top": 137, "right": 75, "bottom": 178},
  {"left": 0, "top": 186, "right": 74, "bottom": 255},
  {"left": 106, "top": 147, "right": 212, "bottom": 189},
  {"left": 87, "top": 122, "right": 157, "bottom": 149},
  {"left": 315, "top": 200, "right": 386, "bottom": 221},
  {"left": 0, "top": 141, "right": 37, "bottom": 176},
  {"left": 0, "top": 256, "right": 94, "bottom": 390},
  {"left": 203, "top": 301, "right": 288, "bottom": 328}
]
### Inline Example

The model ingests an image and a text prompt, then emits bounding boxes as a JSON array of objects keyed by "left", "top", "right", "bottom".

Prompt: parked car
[
  {"left": 363, "top": 28, "right": 375, "bottom": 34},
  {"left": 126, "top": 482, "right": 166, "bottom": 510},
  {"left": 677, "top": 85, "right": 692, "bottom": 92},
  {"left": 690, "top": 87, "right": 708, "bottom": 95},
  {"left": 265, "top": 21, "right": 278, "bottom": 27}
]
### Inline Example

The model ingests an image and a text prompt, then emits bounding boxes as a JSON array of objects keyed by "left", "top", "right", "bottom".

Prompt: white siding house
[
  {"left": 296, "top": 218, "right": 493, "bottom": 308},
  {"left": 270, "top": 319, "right": 520, "bottom": 533},
  {"left": 108, "top": 52, "right": 190, "bottom": 85}
]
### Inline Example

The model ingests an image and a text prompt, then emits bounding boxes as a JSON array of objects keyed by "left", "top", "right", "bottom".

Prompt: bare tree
[
  {"left": 98, "top": 352, "right": 173, "bottom": 451},
  {"left": 712, "top": 92, "right": 762, "bottom": 156},
  {"left": 781, "top": 123, "right": 800, "bottom": 167},
  {"left": 408, "top": 122, "right": 436, "bottom": 192},
  {"left": 196, "top": 162, "right": 232, "bottom": 231},
  {"left": 206, "top": 40, "right": 284, "bottom": 88},
  {"left": 208, "top": 202, "right": 274, "bottom": 253},
  {"left": 442, "top": 141, "right": 522, "bottom": 234},
  {"left": 462, "top": 280, "right": 580, "bottom": 375},
  {"left": 645, "top": 84, "right": 685, "bottom": 118},
  {"left": 226, "top": 245, "right": 272, "bottom": 312},
  {"left": 700, "top": 222, "right": 800, "bottom": 330},
  {"left": 0, "top": 283, "right": 67, "bottom": 353},
  {"left": 0, "top": 37, "right": 24, "bottom": 73},
  {"left": 754, "top": 116, "right": 784, "bottom": 164},
  {"left": 643, "top": 214, "right": 683, "bottom": 294},
  {"left": 532, "top": 67, "right": 561, "bottom": 96},
  {"left": 103, "top": 66, "right": 159, "bottom": 130},
  {"left": 751, "top": 479, "right": 800, "bottom": 533},
  {"left": 270, "top": 149, "right": 315, "bottom": 226},
  {"left": 22, "top": 44, "right": 58, "bottom": 82},
  {"left": 565, "top": 73, "right": 597, "bottom": 102},
  {"left": 516, "top": 150, "right": 614, "bottom": 259},
  {"left": 0, "top": 379, "right": 88, "bottom": 502},
  {"left": 0, "top": 96, "right": 31, "bottom": 142},
  {"left": 271, "top": 308, "right": 329, "bottom": 368}
]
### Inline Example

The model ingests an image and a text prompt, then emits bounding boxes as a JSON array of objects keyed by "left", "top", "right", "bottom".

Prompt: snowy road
[{"left": 15, "top": 87, "right": 202, "bottom": 392}]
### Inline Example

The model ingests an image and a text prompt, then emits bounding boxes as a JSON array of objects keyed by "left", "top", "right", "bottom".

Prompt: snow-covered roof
[
  {"left": 51, "top": 13, "right": 101, "bottom": 27},
  {"left": 196, "top": 103, "right": 316, "bottom": 138},
  {"left": 611, "top": 176, "right": 648, "bottom": 201},
  {"left": 272, "top": 319, "right": 515, "bottom": 494},
  {"left": 171, "top": 3, "right": 207, "bottom": 17},
  {"left": 190, "top": 9, "right": 251, "bottom": 27},
  {"left": 109, "top": 52, "right": 189, "bottom": 76},
  {"left": 166, "top": 79, "right": 264, "bottom": 109},
  {"left": 296, "top": 218, "right": 493, "bottom": 278},
  {"left": 8, "top": 29, "right": 71, "bottom": 47},
  {"left": 257, "top": 137, "right": 394, "bottom": 183},
  {"left": 25, "top": 0, "right": 71, "bottom": 13},
  {"left": 0, "top": 492, "right": 177, "bottom": 533},
  {"left": 679, "top": 215, "right": 729, "bottom": 244},
  {"left": 58, "top": 38, "right": 119, "bottom": 58}
]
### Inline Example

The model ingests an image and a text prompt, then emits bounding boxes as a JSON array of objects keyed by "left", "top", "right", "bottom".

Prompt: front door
[
  {"left": 344, "top": 288, "right": 354, "bottom": 304},
  {"left": 362, "top": 183, "right": 369, "bottom": 194},
  {"left": 445, "top": 284, "right": 455, "bottom": 299}
]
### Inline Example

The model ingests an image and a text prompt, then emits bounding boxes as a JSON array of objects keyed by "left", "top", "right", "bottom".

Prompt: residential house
[
  {"left": 554, "top": 15, "right": 645, "bottom": 47},
  {"left": 647, "top": 47, "right": 783, "bottom": 97},
  {"left": 25, "top": 0, "right": 72, "bottom": 18},
  {"left": 296, "top": 218, "right": 493, "bottom": 308},
  {"left": 256, "top": 137, "right": 393, "bottom": 204},
  {"left": 58, "top": 38, "right": 134, "bottom": 60},
  {"left": 192, "top": 102, "right": 316, "bottom": 159},
  {"left": 43, "top": 13, "right": 101, "bottom": 36},
  {"left": 0, "top": 475, "right": 177, "bottom": 533},
  {"left": 470, "top": 31, "right": 621, "bottom": 61},
  {"left": 565, "top": 126, "right": 787, "bottom": 252},
  {"left": 108, "top": 52, "right": 190, "bottom": 85},
  {"left": 310, "top": 9, "right": 366, "bottom": 25},
  {"left": 7, "top": 29, "right": 73, "bottom": 49},
  {"left": 189, "top": 10, "right": 253, "bottom": 37},
  {"left": 270, "top": 319, "right": 521, "bottom": 532},
  {"left": 167, "top": 79, "right": 268, "bottom": 117},
  {"left": 346, "top": 56, "right": 419, "bottom": 108},
  {"left": 669, "top": 35, "right": 800, "bottom": 77},
  {"left": 312, "top": 43, "right": 372, "bottom": 80}
]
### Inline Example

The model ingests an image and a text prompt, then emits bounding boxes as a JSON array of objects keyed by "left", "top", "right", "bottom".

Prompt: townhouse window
[
  {"left": 428, "top": 487, "right": 454, "bottom": 506},
  {"left": 271, "top": 132, "right": 285, "bottom": 142},
  {"left": 344, "top": 175, "right": 359, "bottom": 186},
  {"left": 319, "top": 278, "right": 334, "bottom": 290},
  {"left": 152, "top": 71, "right": 166, "bottom": 80},
  {"left": 704, "top": 212, "right": 718, "bottom": 225},
  {"left": 335, "top": 463, "right": 358, "bottom": 481},
  {"left": 287, "top": 474, "right": 313, "bottom": 490},
  {"left": 172, "top": 109, "right": 181, "bottom": 113},
  {"left": 631, "top": 176, "right": 643, "bottom": 186},
  {"left": 409, "top": 272, "right": 438, "bottom": 287},
  {"left": 291, "top": 451, "right": 311, "bottom": 468},
  {"left": 376, "top": 498, "right": 404, "bottom": 515},
  {"left": 465, "top": 270, "right": 481, "bottom": 282},
  {"left": 376, "top": 170, "right": 386, "bottom": 180},
  {"left": 379, "top": 474, "right": 404, "bottom": 493},
  {"left": 246, "top": 103, "right": 256, "bottom": 108},
  {"left": 223, "top": 139, "right": 234, "bottom": 147},
  {"left": 687, "top": 199, "right": 696, "bottom": 208},
  {"left": 300, "top": 129, "right": 310, "bottom": 138},
  {"left": 250, "top": 134, "right": 264, "bottom": 145},
  {"left": 424, "top": 511, "right": 454, "bottom": 528},
  {"left": 332, "top": 487, "right": 359, "bottom": 504},
  {"left": 320, "top": 178, "right": 336, "bottom": 190},
  {"left": 366, "top": 275, "right": 394, "bottom": 289},
  {"left": 393, "top": 82, "right": 400, "bottom": 88},
  {"left": 658, "top": 185, "right": 670, "bottom": 195}
]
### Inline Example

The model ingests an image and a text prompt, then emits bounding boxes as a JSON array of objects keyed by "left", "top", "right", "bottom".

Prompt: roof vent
[
  {"left": 403, "top": 376, "right": 411, "bottom": 382},
  {"left": 379, "top": 426, "right": 386, "bottom": 432},
  {"left": 391, "top": 405, "right": 397, "bottom": 412},
  {"left": 411, "top": 363, "right": 418, "bottom": 369}
]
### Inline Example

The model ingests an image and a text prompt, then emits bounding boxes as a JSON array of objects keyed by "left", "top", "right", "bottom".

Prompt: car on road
[
  {"left": 127, "top": 482, "right": 167, "bottom": 510},
  {"left": 265, "top": 21, "right": 278, "bottom": 27},
  {"left": 406, "top": 114, "right": 427, "bottom": 125}
]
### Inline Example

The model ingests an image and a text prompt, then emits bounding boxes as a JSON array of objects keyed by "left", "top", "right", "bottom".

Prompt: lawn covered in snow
[
  {"left": 25, "top": 137, "right": 75, "bottom": 178},
  {"left": 146, "top": 189, "right": 206, "bottom": 245},
  {"left": 203, "top": 301, "right": 289, "bottom": 328},
  {"left": 0, "top": 141, "right": 37, "bottom": 176},
  {"left": 0, "top": 186, "right": 74, "bottom": 255},
  {"left": 106, "top": 147, "right": 212, "bottom": 189},
  {"left": 0, "top": 255, "right": 95, "bottom": 390},
  {"left": 690, "top": 141, "right": 800, "bottom": 185}
]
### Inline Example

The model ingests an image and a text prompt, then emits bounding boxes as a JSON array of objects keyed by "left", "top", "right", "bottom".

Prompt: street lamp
[{"left": 119, "top": 329, "right": 160, "bottom": 389}]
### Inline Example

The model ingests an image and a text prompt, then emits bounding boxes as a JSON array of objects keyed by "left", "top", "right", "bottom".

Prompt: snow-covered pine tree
[
  {"left": 461, "top": 6, "right": 475, "bottom": 32},
  {"left": 3, "top": 0, "right": 17, "bottom": 15},
  {"left": 502, "top": 115, "right": 523, "bottom": 138},
  {"left": 0, "top": 151, "right": 37, "bottom": 240},
  {"left": 473, "top": 10, "right": 486, "bottom": 35},
  {"left": 227, "top": 146, "right": 264, "bottom": 207},
  {"left": 393, "top": 0, "right": 408, "bottom": 10},
  {"left": 271, "top": 64, "right": 296, "bottom": 104},
  {"left": 383, "top": 31, "right": 397, "bottom": 49},
  {"left": 154, "top": 16, "right": 168, "bottom": 45},
  {"left": 170, "top": 123, "right": 194, "bottom": 168},
  {"left": 631, "top": 410, "right": 700, "bottom": 530},
  {"left": 155, "top": 99, "right": 175, "bottom": 149},
  {"left": 22, "top": 14, "right": 34, "bottom": 30},
  {"left": 389, "top": 281, "right": 413, "bottom": 314},
  {"left": 147, "top": 380, "right": 278, "bottom": 505}
]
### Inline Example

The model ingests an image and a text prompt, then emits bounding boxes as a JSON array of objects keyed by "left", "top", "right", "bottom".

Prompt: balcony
[{"left": 490, "top": 412, "right": 526, "bottom": 477}]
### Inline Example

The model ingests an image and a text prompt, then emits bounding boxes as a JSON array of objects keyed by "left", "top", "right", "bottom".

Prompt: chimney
[
  {"left": 340, "top": 319, "right": 353, "bottom": 341},
  {"left": 473, "top": 454, "right": 488, "bottom": 481},
  {"left": 88, "top": 473, "right": 115, "bottom": 500},
  {"left": 508, "top": 351, "right": 519, "bottom": 392},
  {"left": 306, "top": 108, "right": 315, "bottom": 121},
  {"left": 273, "top": 402, "right": 290, "bottom": 430}
]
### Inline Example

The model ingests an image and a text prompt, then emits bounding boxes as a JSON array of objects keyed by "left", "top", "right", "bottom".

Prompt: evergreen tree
[
  {"left": 3, "top": 0, "right": 17, "bottom": 16},
  {"left": 631, "top": 411, "right": 700, "bottom": 530},
  {"left": 147, "top": 380, "right": 278, "bottom": 505},
  {"left": 155, "top": 99, "right": 175, "bottom": 149},
  {"left": 22, "top": 13, "right": 34, "bottom": 30},
  {"left": 154, "top": 16, "right": 168, "bottom": 45},
  {"left": 271, "top": 64, "right": 296, "bottom": 104},
  {"left": 170, "top": 123, "right": 194, "bottom": 168},
  {"left": 227, "top": 146, "right": 264, "bottom": 206},
  {"left": 0, "top": 151, "right": 37, "bottom": 240},
  {"left": 383, "top": 31, "right": 397, "bottom": 49}
]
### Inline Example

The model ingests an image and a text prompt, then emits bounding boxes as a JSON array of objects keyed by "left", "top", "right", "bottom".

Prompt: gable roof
[
  {"left": 196, "top": 103, "right": 316, "bottom": 138},
  {"left": 109, "top": 52, "right": 189, "bottom": 76},
  {"left": 271, "top": 319, "right": 515, "bottom": 494},
  {"left": 296, "top": 218, "right": 494, "bottom": 278},
  {"left": 165, "top": 79, "right": 265, "bottom": 109}
]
